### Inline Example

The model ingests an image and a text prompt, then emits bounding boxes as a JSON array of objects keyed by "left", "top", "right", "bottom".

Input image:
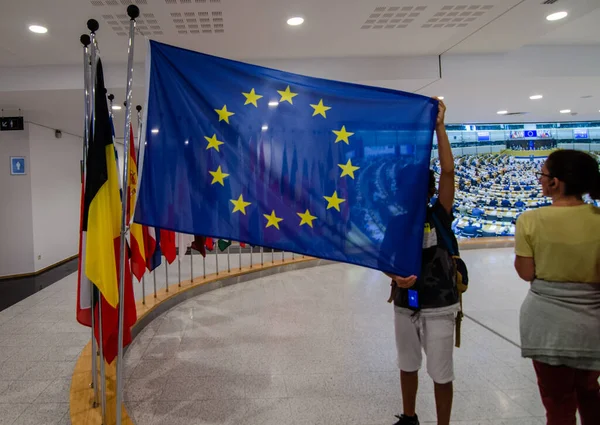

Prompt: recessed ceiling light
[
  {"left": 529, "top": 95, "right": 543, "bottom": 100},
  {"left": 151, "top": 128, "right": 159, "bottom": 134},
  {"left": 437, "top": 96, "right": 444, "bottom": 100},
  {"left": 497, "top": 110, "right": 508, "bottom": 115},
  {"left": 261, "top": 124, "right": 269, "bottom": 131},
  {"left": 268, "top": 100, "right": 279, "bottom": 107},
  {"left": 559, "top": 109, "right": 571, "bottom": 114},
  {"left": 29, "top": 25, "right": 48, "bottom": 34},
  {"left": 287, "top": 17, "right": 304, "bottom": 26},
  {"left": 546, "top": 11, "right": 568, "bottom": 21},
  {"left": 112, "top": 105, "right": 122, "bottom": 111}
]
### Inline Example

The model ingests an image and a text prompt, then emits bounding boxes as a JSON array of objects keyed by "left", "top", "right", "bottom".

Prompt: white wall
[
  {"left": 29, "top": 123, "right": 82, "bottom": 272},
  {"left": 0, "top": 127, "right": 35, "bottom": 276}
]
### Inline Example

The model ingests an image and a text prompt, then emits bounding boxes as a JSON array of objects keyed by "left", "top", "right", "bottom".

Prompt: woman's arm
[{"left": 514, "top": 256, "right": 535, "bottom": 282}]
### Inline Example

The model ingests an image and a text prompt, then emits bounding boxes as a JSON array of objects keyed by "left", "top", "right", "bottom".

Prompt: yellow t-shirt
[{"left": 515, "top": 204, "right": 600, "bottom": 283}]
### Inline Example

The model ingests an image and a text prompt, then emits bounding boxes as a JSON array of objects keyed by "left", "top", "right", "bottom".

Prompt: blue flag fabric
[{"left": 136, "top": 41, "right": 437, "bottom": 277}]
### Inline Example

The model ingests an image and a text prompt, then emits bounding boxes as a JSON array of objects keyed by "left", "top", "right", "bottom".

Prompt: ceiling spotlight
[
  {"left": 151, "top": 128, "right": 159, "bottom": 134},
  {"left": 546, "top": 11, "right": 568, "bottom": 21},
  {"left": 287, "top": 17, "right": 304, "bottom": 26},
  {"left": 529, "top": 95, "right": 543, "bottom": 100},
  {"left": 560, "top": 109, "right": 571, "bottom": 114},
  {"left": 261, "top": 124, "right": 269, "bottom": 131},
  {"left": 112, "top": 105, "right": 122, "bottom": 111},
  {"left": 28, "top": 25, "right": 48, "bottom": 34},
  {"left": 497, "top": 110, "right": 508, "bottom": 115},
  {"left": 268, "top": 100, "right": 279, "bottom": 107}
]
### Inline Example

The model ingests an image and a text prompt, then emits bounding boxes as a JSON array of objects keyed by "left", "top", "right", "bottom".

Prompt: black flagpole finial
[
  {"left": 87, "top": 19, "right": 99, "bottom": 33},
  {"left": 80, "top": 34, "right": 91, "bottom": 47},
  {"left": 108, "top": 94, "right": 115, "bottom": 102},
  {"left": 127, "top": 5, "right": 140, "bottom": 20},
  {"left": 136, "top": 105, "right": 142, "bottom": 113}
]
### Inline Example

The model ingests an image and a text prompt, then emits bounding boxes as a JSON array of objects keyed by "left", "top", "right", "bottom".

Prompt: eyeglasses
[{"left": 535, "top": 171, "right": 553, "bottom": 179}]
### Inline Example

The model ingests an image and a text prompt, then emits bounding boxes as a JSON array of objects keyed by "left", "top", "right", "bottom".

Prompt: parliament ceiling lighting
[
  {"left": 529, "top": 95, "right": 543, "bottom": 100},
  {"left": 438, "top": 96, "right": 445, "bottom": 100},
  {"left": 546, "top": 11, "right": 568, "bottom": 21},
  {"left": 287, "top": 17, "right": 304, "bottom": 26},
  {"left": 497, "top": 110, "right": 508, "bottom": 115},
  {"left": 112, "top": 105, "right": 122, "bottom": 111},
  {"left": 28, "top": 25, "right": 48, "bottom": 34},
  {"left": 559, "top": 109, "right": 571, "bottom": 114}
]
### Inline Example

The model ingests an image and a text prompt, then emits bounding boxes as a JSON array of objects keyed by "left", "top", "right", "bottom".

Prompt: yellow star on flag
[
  {"left": 264, "top": 210, "right": 283, "bottom": 230},
  {"left": 204, "top": 134, "right": 224, "bottom": 152},
  {"left": 338, "top": 159, "right": 360, "bottom": 179},
  {"left": 209, "top": 166, "right": 229, "bottom": 186},
  {"left": 277, "top": 86, "right": 298, "bottom": 104},
  {"left": 297, "top": 209, "right": 317, "bottom": 228},
  {"left": 242, "top": 88, "right": 263, "bottom": 107},
  {"left": 215, "top": 105, "right": 235, "bottom": 123},
  {"left": 230, "top": 194, "right": 251, "bottom": 215},
  {"left": 310, "top": 99, "right": 331, "bottom": 118},
  {"left": 332, "top": 126, "right": 354, "bottom": 144},
  {"left": 324, "top": 191, "right": 346, "bottom": 212}
]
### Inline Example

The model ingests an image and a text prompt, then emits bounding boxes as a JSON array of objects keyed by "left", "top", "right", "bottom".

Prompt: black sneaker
[{"left": 393, "top": 414, "right": 420, "bottom": 425}]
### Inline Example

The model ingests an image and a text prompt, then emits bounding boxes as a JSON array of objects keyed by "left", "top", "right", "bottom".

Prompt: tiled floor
[{"left": 0, "top": 248, "right": 566, "bottom": 424}]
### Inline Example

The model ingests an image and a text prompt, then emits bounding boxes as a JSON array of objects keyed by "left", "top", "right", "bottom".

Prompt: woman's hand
[
  {"left": 435, "top": 97, "right": 446, "bottom": 128},
  {"left": 388, "top": 274, "right": 417, "bottom": 288}
]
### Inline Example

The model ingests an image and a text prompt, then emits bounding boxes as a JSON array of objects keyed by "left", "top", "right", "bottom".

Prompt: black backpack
[{"left": 430, "top": 209, "right": 469, "bottom": 348}]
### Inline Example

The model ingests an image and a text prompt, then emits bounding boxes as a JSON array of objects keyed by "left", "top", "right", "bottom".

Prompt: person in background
[
  {"left": 514, "top": 149, "right": 600, "bottom": 425},
  {"left": 385, "top": 99, "right": 458, "bottom": 425},
  {"left": 514, "top": 198, "right": 525, "bottom": 209}
]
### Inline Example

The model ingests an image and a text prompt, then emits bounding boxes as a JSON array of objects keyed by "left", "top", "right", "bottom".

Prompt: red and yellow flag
[{"left": 127, "top": 124, "right": 146, "bottom": 281}]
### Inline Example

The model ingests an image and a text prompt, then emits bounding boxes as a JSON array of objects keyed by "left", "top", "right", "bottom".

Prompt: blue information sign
[{"left": 10, "top": 157, "right": 26, "bottom": 175}]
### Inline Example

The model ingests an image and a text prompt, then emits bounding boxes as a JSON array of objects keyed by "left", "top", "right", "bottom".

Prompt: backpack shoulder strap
[{"left": 430, "top": 205, "right": 458, "bottom": 256}]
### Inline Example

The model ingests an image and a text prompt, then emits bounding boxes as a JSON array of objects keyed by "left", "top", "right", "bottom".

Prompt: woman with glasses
[{"left": 514, "top": 149, "right": 600, "bottom": 425}]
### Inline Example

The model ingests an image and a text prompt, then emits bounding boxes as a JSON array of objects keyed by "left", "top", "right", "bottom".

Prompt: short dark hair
[
  {"left": 546, "top": 150, "right": 600, "bottom": 200},
  {"left": 429, "top": 169, "right": 436, "bottom": 193}
]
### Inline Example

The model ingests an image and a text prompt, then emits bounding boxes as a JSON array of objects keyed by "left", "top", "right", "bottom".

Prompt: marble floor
[{"left": 0, "top": 248, "right": 572, "bottom": 424}]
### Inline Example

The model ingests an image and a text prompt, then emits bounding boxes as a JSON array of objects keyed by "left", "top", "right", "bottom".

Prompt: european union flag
[{"left": 136, "top": 41, "right": 438, "bottom": 277}]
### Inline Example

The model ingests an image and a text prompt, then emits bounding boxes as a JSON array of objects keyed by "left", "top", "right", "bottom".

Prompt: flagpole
[
  {"left": 203, "top": 252, "right": 206, "bottom": 279},
  {"left": 227, "top": 245, "right": 231, "bottom": 273},
  {"left": 272, "top": 247, "right": 274, "bottom": 264},
  {"left": 153, "top": 270, "right": 157, "bottom": 298},
  {"left": 135, "top": 105, "right": 146, "bottom": 304},
  {"left": 190, "top": 246, "right": 194, "bottom": 282},
  {"left": 177, "top": 238, "right": 182, "bottom": 288},
  {"left": 87, "top": 18, "right": 107, "bottom": 424},
  {"left": 282, "top": 250, "right": 285, "bottom": 263},
  {"left": 261, "top": 246, "right": 264, "bottom": 266},
  {"left": 250, "top": 245, "right": 253, "bottom": 268},
  {"left": 80, "top": 32, "right": 98, "bottom": 408},
  {"left": 238, "top": 242, "right": 242, "bottom": 271},
  {"left": 116, "top": 6, "right": 139, "bottom": 425},
  {"left": 215, "top": 249, "right": 219, "bottom": 276},
  {"left": 165, "top": 259, "right": 169, "bottom": 292}
]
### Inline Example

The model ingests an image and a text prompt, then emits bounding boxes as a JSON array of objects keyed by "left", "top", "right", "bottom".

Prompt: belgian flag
[
  {"left": 82, "top": 59, "right": 137, "bottom": 363},
  {"left": 83, "top": 58, "right": 124, "bottom": 308}
]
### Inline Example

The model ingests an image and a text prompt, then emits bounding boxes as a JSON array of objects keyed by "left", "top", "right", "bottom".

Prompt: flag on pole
[
  {"left": 160, "top": 229, "right": 177, "bottom": 264},
  {"left": 127, "top": 124, "right": 146, "bottom": 281},
  {"left": 76, "top": 168, "right": 92, "bottom": 327},
  {"left": 143, "top": 226, "right": 162, "bottom": 271},
  {"left": 81, "top": 58, "right": 137, "bottom": 361},
  {"left": 82, "top": 58, "right": 122, "bottom": 309},
  {"left": 218, "top": 239, "right": 232, "bottom": 252},
  {"left": 191, "top": 235, "right": 207, "bottom": 257},
  {"left": 135, "top": 41, "right": 437, "bottom": 277}
]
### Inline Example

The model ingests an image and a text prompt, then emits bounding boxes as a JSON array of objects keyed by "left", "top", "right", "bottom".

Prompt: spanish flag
[
  {"left": 82, "top": 59, "right": 122, "bottom": 308},
  {"left": 127, "top": 124, "right": 146, "bottom": 281}
]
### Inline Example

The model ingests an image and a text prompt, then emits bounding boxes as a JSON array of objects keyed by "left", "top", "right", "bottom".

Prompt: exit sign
[{"left": 0, "top": 117, "right": 24, "bottom": 131}]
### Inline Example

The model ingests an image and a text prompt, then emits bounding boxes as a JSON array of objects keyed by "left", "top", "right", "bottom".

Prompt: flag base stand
[{"left": 68, "top": 254, "right": 318, "bottom": 425}]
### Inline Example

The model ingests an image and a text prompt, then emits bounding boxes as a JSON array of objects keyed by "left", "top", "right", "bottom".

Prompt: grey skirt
[{"left": 520, "top": 279, "right": 600, "bottom": 371}]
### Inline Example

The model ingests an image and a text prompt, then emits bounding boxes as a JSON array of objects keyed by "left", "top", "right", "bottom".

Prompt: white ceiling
[{"left": 1, "top": 0, "right": 600, "bottom": 136}]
